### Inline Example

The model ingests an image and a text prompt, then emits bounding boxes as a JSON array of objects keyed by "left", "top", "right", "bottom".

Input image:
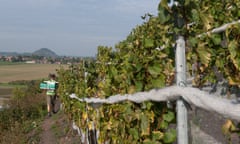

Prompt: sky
[{"left": 0, "top": 0, "right": 160, "bottom": 57}]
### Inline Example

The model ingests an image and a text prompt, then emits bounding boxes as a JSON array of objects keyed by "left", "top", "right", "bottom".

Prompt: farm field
[
  {"left": 0, "top": 86, "right": 12, "bottom": 106},
  {"left": 0, "top": 63, "right": 68, "bottom": 106},
  {"left": 0, "top": 86, "right": 13, "bottom": 97},
  {"left": 0, "top": 63, "right": 67, "bottom": 83}
]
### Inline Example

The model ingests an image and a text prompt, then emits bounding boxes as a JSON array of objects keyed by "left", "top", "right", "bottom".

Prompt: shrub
[{"left": 0, "top": 80, "right": 47, "bottom": 143}]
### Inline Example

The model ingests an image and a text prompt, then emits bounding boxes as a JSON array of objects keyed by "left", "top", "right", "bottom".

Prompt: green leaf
[
  {"left": 158, "top": 6, "right": 170, "bottom": 24},
  {"left": 135, "top": 63, "right": 143, "bottom": 72},
  {"left": 184, "top": 0, "right": 191, "bottom": 6},
  {"left": 191, "top": 9, "right": 199, "bottom": 22},
  {"left": 135, "top": 81, "right": 143, "bottom": 92},
  {"left": 148, "top": 64, "right": 161, "bottom": 76},
  {"left": 129, "top": 128, "right": 139, "bottom": 140},
  {"left": 199, "top": 11, "right": 214, "bottom": 31},
  {"left": 110, "top": 66, "right": 118, "bottom": 77},
  {"left": 124, "top": 102, "right": 133, "bottom": 115},
  {"left": 144, "top": 38, "right": 154, "bottom": 48},
  {"left": 73, "top": 101, "right": 84, "bottom": 109},
  {"left": 160, "top": 121, "right": 168, "bottom": 129},
  {"left": 146, "top": 102, "right": 153, "bottom": 110},
  {"left": 140, "top": 113, "right": 150, "bottom": 136},
  {"left": 228, "top": 40, "right": 240, "bottom": 70},
  {"left": 142, "top": 139, "right": 153, "bottom": 144},
  {"left": 152, "top": 131, "right": 164, "bottom": 140},
  {"left": 151, "top": 75, "right": 165, "bottom": 88},
  {"left": 215, "top": 58, "right": 224, "bottom": 68},
  {"left": 163, "top": 111, "right": 175, "bottom": 122},
  {"left": 159, "top": 0, "right": 171, "bottom": 12},
  {"left": 228, "top": 40, "right": 238, "bottom": 58},
  {"left": 211, "top": 34, "right": 222, "bottom": 45},
  {"left": 163, "top": 129, "right": 177, "bottom": 143},
  {"left": 151, "top": 78, "right": 164, "bottom": 88},
  {"left": 143, "top": 139, "right": 161, "bottom": 144},
  {"left": 189, "top": 37, "right": 198, "bottom": 47}
]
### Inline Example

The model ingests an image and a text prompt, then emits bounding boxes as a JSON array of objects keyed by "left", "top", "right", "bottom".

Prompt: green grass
[
  {"left": 0, "top": 84, "right": 27, "bottom": 104},
  {"left": 0, "top": 83, "right": 26, "bottom": 88},
  {"left": 0, "top": 84, "right": 27, "bottom": 97},
  {"left": 0, "top": 61, "right": 25, "bottom": 65},
  {"left": 0, "top": 87, "right": 12, "bottom": 95}
]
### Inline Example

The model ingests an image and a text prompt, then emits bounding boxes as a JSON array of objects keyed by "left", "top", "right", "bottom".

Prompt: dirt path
[
  {"left": 39, "top": 98, "right": 61, "bottom": 144},
  {"left": 39, "top": 116, "right": 57, "bottom": 144},
  {"left": 38, "top": 110, "right": 82, "bottom": 144}
]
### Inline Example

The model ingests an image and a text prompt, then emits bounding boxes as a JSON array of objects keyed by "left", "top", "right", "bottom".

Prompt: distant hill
[
  {"left": 33, "top": 48, "right": 58, "bottom": 58},
  {"left": 0, "top": 48, "right": 58, "bottom": 58},
  {"left": 0, "top": 52, "right": 19, "bottom": 56}
]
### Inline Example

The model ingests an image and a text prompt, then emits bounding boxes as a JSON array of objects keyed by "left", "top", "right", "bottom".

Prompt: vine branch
[{"left": 198, "top": 19, "right": 240, "bottom": 37}]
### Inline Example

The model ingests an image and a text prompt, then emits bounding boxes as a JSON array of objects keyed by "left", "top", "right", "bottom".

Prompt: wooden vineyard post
[{"left": 175, "top": 36, "right": 188, "bottom": 144}]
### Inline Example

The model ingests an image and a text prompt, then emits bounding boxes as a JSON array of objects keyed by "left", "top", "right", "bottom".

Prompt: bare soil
[
  {"left": 38, "top": 97, "right": 82, "bottom": 144},
  {"left": 39, "top": 111, "right": 82, "bottom": 144},
  {"left": 40, "top": 116, "right": 56, "bottom": 144},
  {"left": 0, "top": 64, "right": 67, "bottom": 83}
]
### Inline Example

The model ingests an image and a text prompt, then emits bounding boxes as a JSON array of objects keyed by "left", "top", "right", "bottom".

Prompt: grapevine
[{"left": 57, "top": 0, "right": 240, "bottom": 143}]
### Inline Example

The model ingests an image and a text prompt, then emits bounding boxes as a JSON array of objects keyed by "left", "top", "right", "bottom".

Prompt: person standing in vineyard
[{"left": 45, "top": 73, "right": 58, "bottom": 117}]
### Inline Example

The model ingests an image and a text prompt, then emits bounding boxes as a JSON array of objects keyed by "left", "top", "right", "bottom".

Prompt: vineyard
[{"left": 56, "top": 1, "right": 240, "bottom": 143}]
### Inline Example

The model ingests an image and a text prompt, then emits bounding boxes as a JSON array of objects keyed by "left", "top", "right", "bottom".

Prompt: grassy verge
[
  {"left": 49, "top": 111, "right": 82, "bottom": 144},
  {"left": 0, "top": 83, "right": 27, "bottom": 88},
  {"left": 0, "top": 61, "right": 25, "bottom": 65},
  {"left": 0, "top": 80, "right": 47, "bottom": 144},
  {"left": 0, "top": 83, "right": 27, "bottom": 101},
  {"left": 51, "top": 111, "right": 70, "bottom": 138}
]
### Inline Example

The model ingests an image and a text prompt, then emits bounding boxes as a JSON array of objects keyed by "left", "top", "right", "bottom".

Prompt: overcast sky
[{"left": 0, "top": 0, "right": 159, "bottom": 56}]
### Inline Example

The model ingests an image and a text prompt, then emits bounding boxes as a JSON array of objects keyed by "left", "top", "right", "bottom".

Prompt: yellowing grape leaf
[
  {"left": 197, "top": 43, "right": 211, "bottom": 66},
  {"left": 222, "top": 119, "right": 236, "bottom": 135}
]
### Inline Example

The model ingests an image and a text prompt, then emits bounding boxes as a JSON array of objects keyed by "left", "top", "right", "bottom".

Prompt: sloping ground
[
  {"left": 39, "top": 111, "right": 82, "bottom": 144},
  {"left": 40, "top": 117, "right": 56, "bottom": 144},
  {"left": 38, "top": 97, "right": 81, "bottom": 144}
]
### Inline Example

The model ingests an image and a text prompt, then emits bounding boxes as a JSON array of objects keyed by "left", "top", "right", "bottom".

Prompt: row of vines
[{"left": 56, "top": 0, "right": 240, "bottom": 143}]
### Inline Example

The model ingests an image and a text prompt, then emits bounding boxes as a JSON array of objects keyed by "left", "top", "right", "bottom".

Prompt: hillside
[
  {"left": 0, "top": 52, "right": 19, "bottom": 56},
  {"left": 32, "top": 48, "right": 58, "bottom": 58},
  {"left": 0, "top": 48, "right": 58, "bottom": 58}
]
